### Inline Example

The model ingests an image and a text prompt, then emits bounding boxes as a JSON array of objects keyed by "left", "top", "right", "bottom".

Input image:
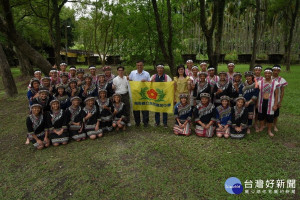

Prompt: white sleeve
[{"left": 129, "top": 71, "right": 133, "bottom": 81}]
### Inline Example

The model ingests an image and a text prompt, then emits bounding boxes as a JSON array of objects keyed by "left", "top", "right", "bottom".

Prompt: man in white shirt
[
  {"left": 129, "top": 60, "right": 150, "bottom": 127},
  {"left": 112, "top": 66, "right": 131, "bottom": 126}
]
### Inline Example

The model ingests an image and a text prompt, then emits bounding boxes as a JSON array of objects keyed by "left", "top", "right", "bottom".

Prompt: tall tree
[
  {"left": 212, "top": 0, "right": 226, "bottom": 69},
  {"left": 250, "top": 0, "right": 261, "bottom": 70},
  {"left": 284, "top": 0, "right": 299, "bottom": 71},
  {"left": 29, "top": 0, "right": 68, "bottom": 66},
  {"left": 0, "top": 0, "right": 52, "bottom": 75},
  {"left": 0, "top": 43, "right": 18, "bottom": 97},
  {"left": 152, "top": 0, "right": 175, "bottom": 76},
  {"left": 199, "top": 0, "right": 218, "bottom": 70}
]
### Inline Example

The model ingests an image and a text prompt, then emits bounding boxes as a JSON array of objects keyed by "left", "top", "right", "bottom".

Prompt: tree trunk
[
  {"left": 250, "top": 0, "right": 260, "bottom": 70},
  {"left": 166, "top": 0, "right": 175, "bottom": 76},
  {"left": 151, "top": 0, "right": 175, "bottom": 76},
  {"left": 51, "top": 0, "right": 66, "bottom": 66},
  {"left": 199, "top": 0, "right": 218, "bottom": 72},
  {"left": 285, "top": 0, "right": 299, "bottom": 71},
  {"left": 0, "top": 0, "right": 52, "bottom": 75},
  {"left": 0, "top": 43, "right": 18, "bottom": 97},
  {"left": 14, "top": 46, "right": 34, "bottom": 77},
  {"left": 212, "top": 0, "right": 226, "bottom": 72}
]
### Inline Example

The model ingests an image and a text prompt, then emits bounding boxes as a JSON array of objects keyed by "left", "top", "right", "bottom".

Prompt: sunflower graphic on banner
[{"left": 129, "top": 81, "right": 174, "bottom": 113}]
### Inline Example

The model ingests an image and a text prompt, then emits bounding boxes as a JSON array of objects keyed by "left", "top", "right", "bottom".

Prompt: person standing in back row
[
  {"left": 150, "top": 64, "right": 172, "bottom": 128},
  {"left": 112, "top": 66, "right": 131, "bottom": 127},
  {"left": 129, "top": 60, "right": 151, "bottom": 127}
]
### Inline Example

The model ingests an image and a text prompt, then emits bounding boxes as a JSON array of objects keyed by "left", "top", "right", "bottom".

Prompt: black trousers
[
  {"left": 133, "top": 110, "right": 149, "bottom": 125},
  {"left": 120, "top": 92, "right": 131, "bottom": 123}
]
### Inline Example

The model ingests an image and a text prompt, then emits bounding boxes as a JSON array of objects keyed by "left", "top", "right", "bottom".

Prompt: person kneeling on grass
[
  {"left": 173, "top": 94, "right": 193, "bottom": 136},
  {"left": 230, "top": 97, "right": 249, "bottom": 139},
  {"left": 83, "top": 97, "right": 102, "bottom": 140},
  {"left": 194, "top": 93, "right": 216, "bottom": 138},
  {"left": 47, "top": 99, "right": 69, "bottom": 146},
  {"left": 96, "top": 89, "right": 113, "bottom": 133},
  {"left": 65, "top": 96, "right": 86, "bottom": 141},
  {"left": 112, "top": 93, "right": 127, "bottom": 131},
  {"left": 215, "top": 95, "right": 231, "bottom": 138},
  {"left": 26, "top": 104, "right": 50, "bottom": 150}
]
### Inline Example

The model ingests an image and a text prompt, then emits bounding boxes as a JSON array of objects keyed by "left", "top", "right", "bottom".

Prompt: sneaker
[
  {"left": 164, "top": 124, "right": 168, "bottom": 128},
  {"left": 127, "top": 123, "right": 132, "bottom": 127}
]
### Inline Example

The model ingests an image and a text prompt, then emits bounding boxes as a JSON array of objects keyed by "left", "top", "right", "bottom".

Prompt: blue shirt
[{"left": 129, "top": 70, "right": 150, "bottom": 81}]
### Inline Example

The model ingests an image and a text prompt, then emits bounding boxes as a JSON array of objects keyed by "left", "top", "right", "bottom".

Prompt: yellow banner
[{"left": 129, "top": 81, "right": 174, "bottom": 113}]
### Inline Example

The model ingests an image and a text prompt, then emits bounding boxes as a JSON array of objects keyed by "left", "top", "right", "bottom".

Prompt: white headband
[
  {"left": 50, "top": 70, "right": 57, "bottom": 73},
  {"left": 192, "top": 66, "right": 198, "bottom": 70},
  {"left": 272, "top": 67, "right": 281, "bottom": 70},
  {"left": 186, "top": 59, "right": 193, "bottom": 63},
  {"left": 200, "top": 62, "right": 207, "bottom": 65},
  {"left": 60, "top": 63, "right": 67, "bottom": 66},
  {"left": 156, "top": 65, "right": 164, "bottom": 68},
  {"left": 34, "top": 71, "right": 41, "bottom": 74},
  {"left": 69, "top": 67, "right": 76, "bottom": 70},
  {"left": 207, "top": 67, "right": 215, "bottom": 71},
  {"left": 264, "top": 69, "right": 273, "bottom": 73},
  {"left": 89, "top": 67, "right": 96, "bottom": 69},
  {"left": 228, "top": 63, "right": 235, "bottom": 66},
  {"left": 254, "top": 66, "right": 262, "bottom": 69}
]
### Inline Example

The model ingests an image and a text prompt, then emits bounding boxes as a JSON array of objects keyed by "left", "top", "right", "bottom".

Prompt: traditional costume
[
  {"left": 206, "top": 67, "right": 220, "bottom": 91},
  {"left": 111, "top": 94, "right": 127, "bottom": 126},
  {"left": 194, "top": 93, "right": 216, "bottom": 137},
  {"left": 53, "top": 84, "right": 71, "bottom": 110},
  {"left": 65, "top": 97, "right": 86, "bottom": 140},
  {"left": 215, "top": 96, "right": 232, "bottom": 136},
  {"left": 227, "top": 63, "right": 235, "bottom": 83},
  {"left": 173, "top": 94, "right": 193, "bottom": 135},
  {"left": 231, "top": 72, "right": 244, "bottom": 105},
  {"left": 230, "top": 97, "right": 248, "bottom": 139},
  {"left": 89, "top": 65, "right": 98, "bottom": 85},
  {"left": 79, "top": 74, "right": 98, "bottom": 101},
  {"left": 26, "top": 104, "right": 49, "bottom": 148},
  {"left": 213, "top": 72, "right": 232, "bottom": 107},
  {"left": 272, "top": 65, "right": 288, "bottom": 118},
  {"left": 193, "top": 72, "right": 211, "bottom": 105},
  {"left": 82, "top": 97, "right": 102, "bottom": 137},
  {"left": 27, "top": 78, "right": 40, "bottom": 106},
  {"left": 66, "top": 78, "right": 80, "bottom": 97},
  {"left": 241, "top": 71, "right": 259, "bottom": 127},
  {"left": 32, "top": 87, "right": 52, "bottom": 112},
  {"left": 257, "top": 69, "right": 279, "bottom": 123},
  {"left": 96, "top": 90, "right": 113, "bottom": 133},
  {"left": 47, "top": 100, "right": 69, "bottom": 144}
]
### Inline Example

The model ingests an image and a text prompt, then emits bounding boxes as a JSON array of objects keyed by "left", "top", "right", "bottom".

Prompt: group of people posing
[{"left": 25, "top": 60, "right": 287, "bottom": 150}]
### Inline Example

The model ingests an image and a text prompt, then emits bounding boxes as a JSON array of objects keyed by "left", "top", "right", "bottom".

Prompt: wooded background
[{"left": 0, "top": 0, "right": 299, "bottom": 96}]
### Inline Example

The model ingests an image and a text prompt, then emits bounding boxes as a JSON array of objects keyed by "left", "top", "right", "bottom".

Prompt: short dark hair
[
  {"left": 176, "top": 64, "right": 186, "bottom": 78},
  {"left": 136, "top": 60, "right": 144, "bottom": 64},
  {"left": 117, "top": 66, "right": 124, "bottom": 70}
]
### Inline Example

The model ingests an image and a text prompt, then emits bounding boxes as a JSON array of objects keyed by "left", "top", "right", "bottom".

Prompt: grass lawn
[{"left": 0, "top": 64, "right": 299, "bottom": 199}]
